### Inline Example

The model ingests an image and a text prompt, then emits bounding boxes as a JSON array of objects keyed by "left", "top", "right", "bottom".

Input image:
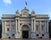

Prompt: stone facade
[{"left": 2, "top": 7, "right": 49, "bottom": 39}]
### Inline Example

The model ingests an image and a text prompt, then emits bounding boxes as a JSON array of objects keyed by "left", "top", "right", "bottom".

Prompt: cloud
[{"left": 3, "top": 0, "right": 12, "bottom": 4}]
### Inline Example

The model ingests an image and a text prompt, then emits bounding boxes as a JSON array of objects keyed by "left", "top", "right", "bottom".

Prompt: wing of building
[{"left": 2, "top": 7, "right": 49, "bottom": 39}]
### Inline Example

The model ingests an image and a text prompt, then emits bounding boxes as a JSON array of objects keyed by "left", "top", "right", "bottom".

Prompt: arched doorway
[{"left": 21, "top": 25, "right": 29, "bottom": 39}]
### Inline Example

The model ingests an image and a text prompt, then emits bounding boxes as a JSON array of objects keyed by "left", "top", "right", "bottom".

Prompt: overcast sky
[{"left": 0, "top": 0, "right": 51, "bottom": 19}]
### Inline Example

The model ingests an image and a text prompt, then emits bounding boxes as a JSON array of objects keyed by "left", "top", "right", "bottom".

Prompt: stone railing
[{"left": 0, "top": 38, "right": 51, "bottom": 40}]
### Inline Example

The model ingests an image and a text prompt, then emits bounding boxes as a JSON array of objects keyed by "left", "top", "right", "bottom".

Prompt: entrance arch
[{"left": 21, "top": 25, "right": 29, "bottom": 39}]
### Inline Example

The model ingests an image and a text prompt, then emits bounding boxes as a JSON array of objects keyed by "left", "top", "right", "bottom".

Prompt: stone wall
[{"left": 0, "top": 38, "right": 51, "bottom": 40}]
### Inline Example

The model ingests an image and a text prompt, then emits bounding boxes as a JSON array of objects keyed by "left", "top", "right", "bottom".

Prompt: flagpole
[{"left": 25, "top": 0, "right": 27, "bottom": 8}]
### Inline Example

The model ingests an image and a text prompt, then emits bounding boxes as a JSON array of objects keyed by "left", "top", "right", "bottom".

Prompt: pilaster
[
  {"left": 44, "top": 21, "right": 46, "bottom": 33},
  {"left": 15, "top": 17, "right": 20, "bottom": 38},
  {"left": 40, "top": 21, "right": 41, "bottom": 33},
  {"left": 47, "top": 21, "right": 49, "bottom": 33},
  {"left": 2, "top": 20, "right": 7, "bottom": 38},
  {"left": 31, "top": 18, "right": 33, "bottom": 32}
]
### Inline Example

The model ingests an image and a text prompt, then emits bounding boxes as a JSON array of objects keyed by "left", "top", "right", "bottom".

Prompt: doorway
[{"left": 22, "top": 31, "right": 28, "bottom": 39}]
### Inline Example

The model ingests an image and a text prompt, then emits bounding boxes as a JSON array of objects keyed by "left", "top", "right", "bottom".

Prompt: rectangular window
[
  {"left": 12, "top": 34, "right": 15, "bottom": 36},
  {"left": 42, "top": 34, "right": 44, "bottom": 36},
  {"left": 36, "top": 25, "right": 39, "bottom": 31},
  {"left": 7, "top": 28, "right": 9, "bottom": 31},
  {"left": 36, "top": 34, "right": 39, "bottom": 36},
  {"left": 42, "top": 25, "right": 44, "bottom": 31},
  {"left": 36, "top": 21, "right": 40, "bottom": 31}
]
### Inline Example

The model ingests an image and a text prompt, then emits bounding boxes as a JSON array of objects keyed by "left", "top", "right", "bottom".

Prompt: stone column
[
  {"left": 15, "top": 19, "right": 17, "bottom": 38},
  {"left": 2, "top": 20, "right": 8, "bottom": 38},
  {"left": 15, "top": 18, "right": 20, "bottom": 38},
  {"left": 40, "top": 21, "right": 41, "bottom": 33},
  {"left": 2, "top": 20, "right": 5, "bottom": 38},
  {"left": 9, "top": 21, "right": 11, "bottom": 38},
  {"left": 9, "top": 21, "right": 10, "bottom": 34},
  {"left": 31, "top": 18, "right": 36, "bottom": 38},
  {"left": 44, "top": 21, "right": 46, "bottom": 33},
  {"left": 18, "top": 18, "right": 20, "bottom": 38},
  {"left": 45, "top": 21, "right": 49, "bottom": 38},
  {"left": 33, "top": 19, "right": 34, "bottom": 32},
  {"left": 39, "top": 21, "right": 42, "bottom": 37},
  {"left": 34, "top": 19, "right": 36, "bottom": 38},
  {"left": 17, "top": 19, "right": 19, "bottom": 32},
  {"left": 16, "top": 19, "right": 18, "bottom": 32},
  {"left": 46, "top": 21, "right": 49, "bottom": 33},
  {"left": 5, "top": 21, "right": 6, "bottom": 33},
  {"left": 31, "top": 19, "right": 33, "bottom": 38},
  {"left": 34, "top": 19, "right": 36, "bottom": 32},
  {"left": 31, "top": 19, "right": 33, "bottom": 32},
  {"left": 15, "top": 19, "right": 18, "bottom": 38}
]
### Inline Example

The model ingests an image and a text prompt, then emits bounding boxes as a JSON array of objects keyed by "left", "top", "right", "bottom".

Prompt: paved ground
[{"left": 0, "top": 38, "right": 51, "bottom": 40}]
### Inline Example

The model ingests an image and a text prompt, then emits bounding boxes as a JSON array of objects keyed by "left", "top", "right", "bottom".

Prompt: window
[
  {"left": 20, "top": 23, "right": 22, "bottom": 25},
  {"left": 36, "top": 34, "right": 39, "bottom": 36},
  {"left": 7, "top": 28, "right": 9, "bottom": 31},
  {"left": 39, "top": 37, "right": 42, "bottom": 39},
  {"left": 8, "top": 37, "right": 11, "bottom": 39},
  {"left": 29, "top": 24, "right": 31, "bottom": 25},
  {"left": 42, "top": 34, "right": 44, "bottom": 36},
  {"left": 12, "top": 34, "right": 15, "bottom": 36},
  {"left": 42, "top": 25, "right": 44, "bottom": 31},
  {"left": 36, "top": 25, "right": 39, "bottom": 31}
]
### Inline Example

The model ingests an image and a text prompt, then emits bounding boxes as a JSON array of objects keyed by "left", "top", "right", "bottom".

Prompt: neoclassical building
[{"left": 2, "top": 7, "right": 49, "bottom": 39}]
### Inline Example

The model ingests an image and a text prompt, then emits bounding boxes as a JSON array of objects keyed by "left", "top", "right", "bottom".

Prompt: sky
[{"left": 0, "top": 0, "right": 51, "bottom": 19}]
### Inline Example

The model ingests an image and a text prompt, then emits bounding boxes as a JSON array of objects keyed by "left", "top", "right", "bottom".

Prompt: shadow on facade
[
  {"left": 0, "top": 20, "right": 2, "bottom": 38},
  {"left": 49, "top": 20, "right": 51, "bottom": 38}
]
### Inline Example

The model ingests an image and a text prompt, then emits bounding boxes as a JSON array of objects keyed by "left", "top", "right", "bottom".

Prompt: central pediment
[
  {"left": 21, "top": 7, "right": 29, "bottom": 17},
  {"left": 21, "top": 7, "right": 29, "bottom": 13}
]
